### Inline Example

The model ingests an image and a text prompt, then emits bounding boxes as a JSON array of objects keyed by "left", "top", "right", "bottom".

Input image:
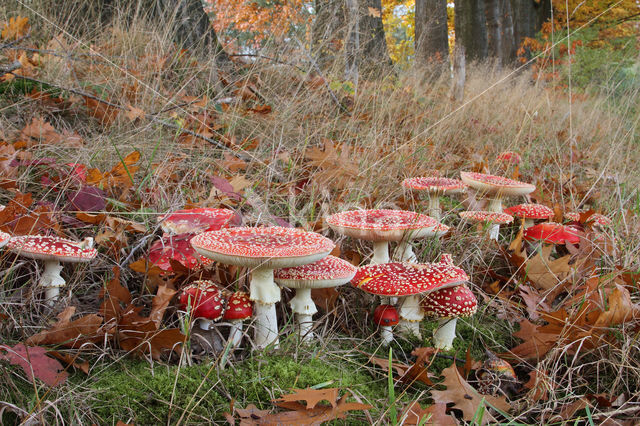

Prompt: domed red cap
[
  {"left": 497, "top": 151, "right": 521, "bottom": 164},
  {"left": 373, "top": 304, "right": 399, "bottom": 326},
  {"left": 523, "top": 222, "right": 581, "bottom": 245},
  {"left": 179, "top": 280, "right": 226, "bottom": 321},
  {"left": 421, "top": 284, "right": 477, "bottom": 319},
  {"left": 504, "top": 203, "right": 553, "bottom": 220},
  {"left": 223, "top": 291, "right": 253, "bottom": 320}
]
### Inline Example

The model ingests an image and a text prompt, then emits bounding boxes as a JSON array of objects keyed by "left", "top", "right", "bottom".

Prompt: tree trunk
[
  {"left": 313, "top": 0, "right": 347, "bottom": 70},
  {"left": 511, "top": 0, "right": 551, "bottom": 59},
  {"left": 358, "top": 0, "right": 393, "bottom": 74},
  {"left": 500, "top": 0, "right": 516, "bottom": 64},
  {"left": 454, "top": 0, "right": 487, "bottom": 61},
  {"left": 415, "top": 0, "right": 449, "bottom": 65},
  {"left": 344, "top": 0, "right": 360, "bottom": 83},
  {"left": 450, "top": 44, "right": 466, "bottom": 101},
  {"left": 485, "top": 0, "right": 501, "bottom": 60}
]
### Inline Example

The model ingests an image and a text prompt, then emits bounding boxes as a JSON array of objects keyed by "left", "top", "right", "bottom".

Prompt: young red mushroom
[
  {"left": 458, "top": 211, "right": 514, "bottom": 241},
  {"left": 223, "top": 291, "right": 253, "bottom": 348},
  {"left": 274, "top": 255, "right": 357, "bottom": 342},
  {"left": 420, "top": 284, "right": 477, "bottom": 350},
  {"left": 504, "top": 203, "right": 553, "bottom": 229},
  {"left": 460, "top": 172, "right": 535, "bottom": 213},
  {"left": 373, "top": 304, "right": 399, "bottom": 345},
  {"left": 179, "top": 280, "right": 226, "bottom": 331},
  {"left": 7, "top": 235, "right": 97, "bottom": 304},
  {"left": 523, "top": 222, "right": 581, "bottom": 252},
  {"left": 352, "top": 254, "right": 468, "bottom": 340},
  {"left": 497, "top": 151, "right": 521, "bottom": 164},
  {"left": 159, "top": 207, "right": 235, "bottom": 235},
  {"left": 402, "top": 177, "right": 467, "bottom": 220},
  {"left": 191, "top": 226, "right": 334, "bottom": 349},
  {"left": 565, "top": 211, "right": 612, "bottom": 230},
  {"left": 326, "top": 209, "right": 443, "bottom": 264}
]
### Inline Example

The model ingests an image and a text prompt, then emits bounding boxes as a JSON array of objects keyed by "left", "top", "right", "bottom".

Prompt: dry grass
[{"left": 1, "top": 2, "right": 640, "bottom": 424}]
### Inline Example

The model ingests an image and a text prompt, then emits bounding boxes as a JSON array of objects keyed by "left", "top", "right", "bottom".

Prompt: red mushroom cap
[
  {"left": 351, "top": 256, "right": 468, "bottom": 296},
  {"left": 191, "top": 226, "right": 335, "bottom": 268},
  {"left": 402, "top": 177, "right": 467, "bottom": 194},
  {"left": 503, "top": 203, "right": 553, "bottom": 220},
  {"left": 147, "top": 234, "right": 214, "bottom": 273},
  {"left": 274, "top": 255, "right": 357, "bottom": 289},
  {"left": 0, "top": 230, "right": 10, "bottom": 249},
  {"left": 160, "top": 208, "right": 235, "bottom": 234},
  {"left": 420, "top": 284, "right": 477, "bottom": 319},
  {"left": 523, "top": 222, "right": 581, "bottom": 245},
  {"left": 326, "top": 209, "right": 443, "bottom": 242},
  {"left": 459, "top": 211, "right": 514, "bottom": 225},
  {"left": 565, "top": 211, "right": 612, "bottom": 228},
  {"left": 374, "top": 304, "right": 399, "bottom": 326},
  {"left": 497, "top": 151, "right": 522, "bottom": 164},
  {"left": 179, "top": 280, "right": 226, "bottom": 321},
  {"left": 8, "top": 235, "right": 97, "bottom": 262},
  {"left": 223, "top": 291, "right": 253, "bottom": 320},
  {"left": 460, "top": 172, "right": 535, "bottom": 196}
]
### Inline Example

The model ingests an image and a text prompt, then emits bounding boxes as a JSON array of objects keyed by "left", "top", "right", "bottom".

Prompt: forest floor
[{"left": 1, "top": 7, "right": 640, "bottom": 425}]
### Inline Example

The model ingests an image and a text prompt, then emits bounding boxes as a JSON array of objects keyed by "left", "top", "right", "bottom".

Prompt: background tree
[
  {"left": 312, "top": 0, "right": 347, "bottom": 70},
  {"left": 454, "top": 0, "right": 488, "bottom": 61},
  {"left": 485, "top": 0, "right": 516, "bottom": 65},
  {"left": 414, "top": 0, "right": 449, "bottom": 65}
]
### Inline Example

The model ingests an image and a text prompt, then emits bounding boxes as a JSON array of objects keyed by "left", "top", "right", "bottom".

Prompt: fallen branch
[{"left": 0, "top": 61, "right": 22, "bottom": 74}]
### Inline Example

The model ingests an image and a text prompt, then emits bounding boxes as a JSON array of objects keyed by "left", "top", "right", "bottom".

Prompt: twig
[
  {"left": 9, "top": 73, "right": 247, "bottom": 156},
  {"left": 0, "top": 61, "right": 22, "bottom": 74},
  {"left": 229, "top": 53, "right": 306, "bottom": 72}
]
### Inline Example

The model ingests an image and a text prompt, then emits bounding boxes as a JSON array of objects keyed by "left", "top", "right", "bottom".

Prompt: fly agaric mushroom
[
  {"left": 7, "top": 235, "right": 97, "bottom": 304},
  {"left": 223, "top": 291, "right": 253, "bottom": 347},
  {"left": 179, "top": 280, "right": 226, "bottom": 330},
  {"left": 460, "top": 172, "right": 535, "bottom": 213},
  {"left": 0, "top": 230, "right": 10, "bottom": 249},
  {"left": 147, "top": 234, "right": 214, "bottom": 274},
  {"left": 458, "top": 211, "right": 514, "bottom": 241},
  {"left": 420, "top": 283, "right": 477, "bottom": 350},
  {"left": 326, "top": 209, "right": 443, "bottom": 264},
  {"left": 351, "top": 254, "right": 468, "bottom": 339},
  {"left": 565, "top": 211, "right": 612, "bottom": 230},
  {"left": 402, "top": 177, "right": 467, "bottom": 220},
  {"left": 373, "top": 304, "right": 399, "bottom": 345},
  {"left": 497, "top": 151, "right": 521, "bottom": 164},
  {"left": 274, "top": 255, "right": 357, "bottom": 342},
  {"left": 191, "top": 226, "right": 334, "bottom": 349},
  {"left": 523, "top": 222, "right": 581, "bottom": 252},
  {"left": 503, "top": 203, "right": 553, "bottom": 229},
  {"left": 160, "top": 207, "right": 235, "bottom": 235}
]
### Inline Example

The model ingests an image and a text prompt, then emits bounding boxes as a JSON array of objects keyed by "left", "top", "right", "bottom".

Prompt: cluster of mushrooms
[{"left": 6, "top": 152, "right": 614, "bottom": 351}]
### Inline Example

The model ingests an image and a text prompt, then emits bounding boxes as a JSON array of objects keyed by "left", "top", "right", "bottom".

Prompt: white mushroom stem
[
  {"left": 487, "top": 197, "right": 504, "bottom": 240},
  {"left": 398, "top": 295, "right": 423, "bottom": 339},
  {"left": 428, "top": 196, "right": 441, "bottom": 220},
  {"left": 227, "top": 320, "right": 244, "bottom": 347},
  {"left": 371, "top": 241, "right": 390, "bottom": 264},
  {"left": 523, "top": 218, "right": 534, "bottom": 229},
  {"left": 289, "top": 287, "right": 318, "bottom": 342},
  {"left": 41, "top": 260, "right": 65, "bottom": 304},
  {"left": 396, "top": 241, "right": 417, "bottom": 262},
  {"left": 249, "top": 266, "right": 281, "bottom": 349},
  {"left": 198, "top": 319, "right": 214, "bottom": 331},
  {"left": 433, "top": 317, "right": 458, "bottom": 350},
  {"left": 380, "top": 326, "right": 394, "bottom": 345}
]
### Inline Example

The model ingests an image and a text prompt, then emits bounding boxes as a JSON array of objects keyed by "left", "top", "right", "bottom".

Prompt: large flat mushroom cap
[
  {"left": 274, "top": 255, "right": 357, "bottom": 289},
  {"left": 460, "top": 171, "right": 535, "bottom": 197},
  {"left": 523, "top": 222, "right": 581, "bottom": 245},
  {"left": 191, "top": 226, "right": 335, "bottom": 269},
  {"left": 0, "top": 230, "right": 10, "bottom": 249},
  {"left": 504, "top": 203, "right": 553, "bottom": 220},
  {"left": 351, "top": 261, "right": 468, "bottom": 296},
  {"left": 421, "top": 284, "right": 477, "bottom": 319},
  {"left": 326, "top": 209, "right": 442, "bottom": 242},
  {"left": 8, "top": 235, "right": 97, "bottom": 262},
  {"left": 160, "top": 208, "right": 235, "bottom": 234},
  {"left": 402, "top": 177, "right": 467, "bottom": 195},
  {"left": 459, "top": 211, "right": 514, "bottom": 225}
]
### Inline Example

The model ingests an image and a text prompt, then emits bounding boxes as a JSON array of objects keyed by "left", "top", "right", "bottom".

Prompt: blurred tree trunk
[
  {"left": 415, "top": 0, "right": 449, "bottom": 65},
  {"left": 454, "top": 0, "right": 488, "bottom": 61},
  {"left": 486, "top": 0, "right": 516, "bottom": 65},
  {"left": 358, "top": 0, "right": 392, "bottom": 74},
  {"left": 313, "top": 0, "right": 347, "bottom": 70},
  {"left": 512, "top": 0, "right": 551, "bottom": 49}
]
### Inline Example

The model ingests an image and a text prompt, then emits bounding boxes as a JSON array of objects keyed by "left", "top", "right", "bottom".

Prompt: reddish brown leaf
[
  {"left": 399, "top": 402, "right": 455, "bottom": 425},
  {"left": 25, "top": 307, "right": 104, "bottom": 348},
  {"left": 0, "top": 344, "right": 68, "bottom": 386}
]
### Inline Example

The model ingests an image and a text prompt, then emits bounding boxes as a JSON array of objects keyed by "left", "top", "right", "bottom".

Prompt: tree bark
[
  {"left": 313, "top": 0, "right": 347, "bottom": 70},
  {"left": 486, "top": 0, "right": 516, "bottom": 65},
  {"left": 511, "top": 0, "right": 551, "bottom": 59},
  {"left": 358, "top": 0, "right": 393, "bottom": 74},
  {"left": 485, "top": 0, "right": 502, "bottom": 60},
  {"left": 415, "top": 0, "right": 449, "bottom": 65},
  {"left": 500, "top": 0, "right": 516, "bottom": 64},
  {"left": 454, "top": 0, "right": 488, "bottom": 61}
]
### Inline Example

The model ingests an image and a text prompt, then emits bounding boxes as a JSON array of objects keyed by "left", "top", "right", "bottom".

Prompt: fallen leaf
[
  {"left": 25, "top": 307, "right": 104, "bottom": 348},
  {"left": 0, "top": 344, "right": 68, "bottom": 386},
  {"left": 399, "top": 402, "right": 455, "bottom": 425},
  {"left": 274, "top": 388, "right": 339, "bottom": 410}
]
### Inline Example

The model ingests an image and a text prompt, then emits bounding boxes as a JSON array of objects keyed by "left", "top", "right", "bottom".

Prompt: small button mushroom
[
  {"left": 223, "top": 291, "right": 253, "bottom": 348},
  {"left": 373, "top": 304, "right": 399, "bottom": 345},
  {"left": 179, "top": 280, "right": 226, "bottom": 331}
]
